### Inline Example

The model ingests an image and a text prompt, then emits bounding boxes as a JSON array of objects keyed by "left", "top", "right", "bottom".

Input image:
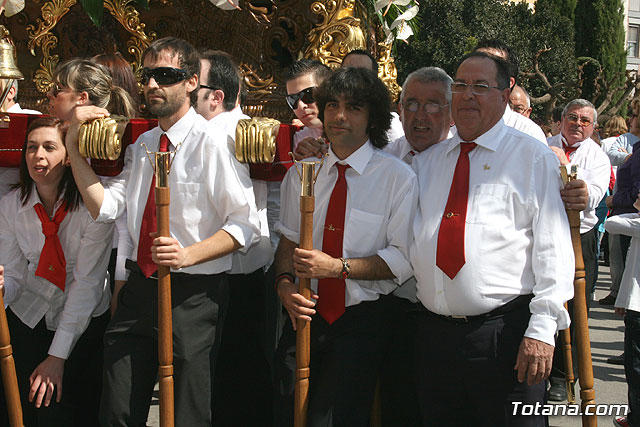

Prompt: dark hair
[
  {"left": 142, "top": 37, "right": 201, "bottom": 105},
  {"left": 342, "top": 49, "right": 378, "bottom": 74},
  {"left": 55, "top": 59, "right": 137, "bottom": 119},
  {"left": 284, "top": 59, "right": 332, "bottom": 86},
  {"left": 552, "top": 105, "right": 564, "bottom": 122},
  {"left": 474, "top": 39, "right": 519, "bottom": 86},
  {"left": 17, "top": 117, "right": 80, "bottom": 210},
  {"left": 315, "top": 67, "right": 391, "bottom": 149},
  {"left": 92, "top": 52, "right": 140, "bottom": 115},
  {"left": 200, "top": 50, "right": 240, "bottom": 112},
  {"left": 456, "top": 51, "right": 510, "bottom": 91}
]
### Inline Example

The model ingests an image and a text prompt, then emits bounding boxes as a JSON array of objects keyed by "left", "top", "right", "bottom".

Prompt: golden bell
[{"left": 0, "top": 26, "right": 24, "bottom": 81}]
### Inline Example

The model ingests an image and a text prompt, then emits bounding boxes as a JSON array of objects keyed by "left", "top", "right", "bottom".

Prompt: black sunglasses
[
  {"left": 286, "top": 87, "right": 316, "bottom": 110},
  {"left": 141, "top": 67, "right": 188, "bottom": 86},
  {"left": 199, "top": 84, "right": 219, "bottom": 91}
]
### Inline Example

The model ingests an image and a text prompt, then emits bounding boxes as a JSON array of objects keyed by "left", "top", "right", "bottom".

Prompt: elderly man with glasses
[
  {"left": 546, "top": 99, "right": 611, "bottom": 401},
  {"left": 411, "top": 51, "right": 575, "bottom": 426}
]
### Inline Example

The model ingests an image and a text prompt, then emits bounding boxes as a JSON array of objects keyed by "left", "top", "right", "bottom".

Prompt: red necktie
[
  {"left": 563, "top": 142, "right": 579, "bottom": 159},
  {"left": 317, "top": 163, "right": 350, "bottom": 324},
  {"left": 137, "top": 133, "right": 170, "bottom": 278},
  {"left": 33, "top": 201, "right": 69, "bottom": 291},
  {"left": 436, "top": 142, "right": 476, "bottom": 279}
]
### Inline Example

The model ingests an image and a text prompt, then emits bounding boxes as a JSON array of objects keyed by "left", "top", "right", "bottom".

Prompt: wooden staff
[
  {"left": 0, "top": 290, "right": 22, "bottom": 426},
  {"left": 292, "top": 158, "right": 323, "bottom": 427},
  {"left": 561, "top": 301, "right": 576, "bottom": 404},
  {"left": 561, "top": 166, "right": 597, "bottom": 427},
  {"left": 155, "top": 151, "right": 174, "bottom": 427}
]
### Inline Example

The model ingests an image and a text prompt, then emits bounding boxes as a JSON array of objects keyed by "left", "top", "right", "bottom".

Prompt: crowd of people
[{"left": 0, "top": 35, "right": 638, "bottom": 427}]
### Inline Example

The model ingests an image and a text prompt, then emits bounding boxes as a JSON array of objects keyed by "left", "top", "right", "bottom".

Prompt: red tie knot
[
  {"left": 159, "top": 134, "right": 170, "bottom": 152},
  {"left": 336, "top": 163, "right": 350, "bottom": 177},
  {"left": 41, "top": 222, "right": 60, "bottom": 237},
  {"left": 459, "top": 142, "right": 477, "bottom": 155}
]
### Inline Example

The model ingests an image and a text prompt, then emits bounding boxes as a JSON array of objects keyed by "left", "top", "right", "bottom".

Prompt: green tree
[
  {"left": 574, "top": 0, "right": 627, "bottom": 102},
  {"left": 536, "top": 0, "right": 577, "bottom": 21}
]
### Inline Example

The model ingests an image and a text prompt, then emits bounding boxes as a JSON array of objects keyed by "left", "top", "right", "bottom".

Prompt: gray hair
[
  {"left": 401, "top": 67, "right": 453, "bottom": 104},
  {"left": 563, "top": 98, "right": 597, "bottom": 123}
]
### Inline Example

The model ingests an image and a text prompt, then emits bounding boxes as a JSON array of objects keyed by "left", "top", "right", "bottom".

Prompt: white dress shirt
[
  {"left": 411, "top": 120, "right": 574, "bottom": 346},
  {"left": 387, "top": 112, "right": 404, "bottom": 143},
  {"left": 547, "top": 134, "right": 611, "bottom": 233},
  {"left": 503, "top": 105, "right": 548, "bottom": 145},
  {"left": 98, "top": 108, "right": 261, "bottom": 275},
  {"left": 210, "top": 107, "right": 273, "bottom": 273},
  {"left": 277, "top": 141, "right": 417, "bottom": 306},
  {"left": 607, "top": 214, "right": 640, "bottom": 312},
  {"left": 0, "top": 188, "right": 113, "bottom": 359},
  {"left": 0, "top": 167, "right": 19, "bottom": 199},
  {"left": 606, "top": 132, "right": 638, "bottom": 167},
  {"left": 7, "top": 103, "right": 42, "bottom": 115},
  {"left": 384, "top": 135, "right": 417, "bottom": 165}
]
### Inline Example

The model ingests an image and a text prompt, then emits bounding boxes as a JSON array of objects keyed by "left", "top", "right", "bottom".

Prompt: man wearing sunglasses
[
  {"left": 65, "top": 37, "right": 260, "bottom": 427},
  {"left": 546, "top": 99, "right": 611, "bottom": 401},
  {"left": 411, "top": 51, "right": 574, "bottom": 426},
  {"left": 194, "top": 49, "right": 274, "bottom": 425}
]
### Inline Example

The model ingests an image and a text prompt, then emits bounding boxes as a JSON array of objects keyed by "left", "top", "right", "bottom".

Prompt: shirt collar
[
  {"left": 445, "top": 117, "right": 506, "bottom": 154},
  {"left": 155, "top": 107, "right": 198, "bottom": 149},
  {"left": 325, "top": 140, "right": 374, "bottom": 176},
  {"left": 17, "top": 183, "right": 65, "bottom": 215},
  {"left": 397, "top": 136, "right": 416, "bottom": 160}
]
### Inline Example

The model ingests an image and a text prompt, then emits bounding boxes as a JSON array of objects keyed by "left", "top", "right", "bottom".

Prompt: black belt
[
  {"left": 125, "top": 259, "right": 217, "bottom": 281},
  {"left": 424, "top": 294, "right": 533, "bottom": 326}
]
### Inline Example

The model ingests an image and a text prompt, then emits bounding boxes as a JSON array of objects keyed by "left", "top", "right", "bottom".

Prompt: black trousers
[
  {"left": 0, "top": 308, "right": 109, "bottom": 427},
  {"left": 99, "top": 270, "right": 228, "bottom": 427},
  {"left": 213, "top": 268, "right": 273, "bottom": 426},
  {"left": 551, "top": 226, "right": 598, "bottom": 379},
  {"left": 378, "top": 296, "right": 421, "bottom": 426},
  {"left": 274, "top": 295, "right": 394, "bottom": 427},
  {"left": 415, "top": 300, "right": 546, "bottom": 427}
]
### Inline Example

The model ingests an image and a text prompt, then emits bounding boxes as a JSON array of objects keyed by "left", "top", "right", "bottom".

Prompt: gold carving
[
  {"left": 235, "top": 117, "right": 281, "bottom": 164},
  {"left": 78, "top": 115, "right": 128, "bottom": 160},
  {"left": 377, "top": 42, "right": 400, "bottom": 101},
  {"left": 303, "top": 0, "right": 366, "bottom": 69},
  {"left": 26, "top": 0, "right": 77, "bottom": 93},
  {"left": 104, "top": 0, "right": 156, "bottom": 81}
]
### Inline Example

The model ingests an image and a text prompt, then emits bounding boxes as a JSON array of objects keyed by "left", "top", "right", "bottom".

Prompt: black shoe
[
  {"left": 548, "top": 377, "right": 567, "bottom": 402},
  {"left": 599, "top": 294, "right": 616, "bottom": 305},
  {"left": 607, "top": 352, "right": 625, "bottom": 365}
]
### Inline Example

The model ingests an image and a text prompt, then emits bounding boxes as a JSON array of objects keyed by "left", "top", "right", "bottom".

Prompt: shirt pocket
[
  {"left": 466, "top": 184, "right": 509, "bottom": 226},
  {"left": 344, "top": 208, "right": 384, "bottom": 256}
]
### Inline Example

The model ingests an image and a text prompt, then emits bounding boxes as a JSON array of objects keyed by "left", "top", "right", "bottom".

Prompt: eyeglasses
[
  {"left": 403, "top": 100, "right": 448, "bottom": 114},
  {"left": 50, "top": 83, "right": 72, "bottom": 97},
  {"left": 199, "top": 84, "right": 219, "bottom": 91},
  {"left": 451, "top": 82, "right": 502, "bottom": 95},
  {"left": 510, "top": 104, "right": 529, "bottom": 114},
  {"left": 286, "top": 87, "right": 316, "bottom": 110},
  {"left": 140, "top": 67, "right": 188, "bottom": 86},
  {"left": 565, "top": 113, "right": 593, "bottom": 126}
]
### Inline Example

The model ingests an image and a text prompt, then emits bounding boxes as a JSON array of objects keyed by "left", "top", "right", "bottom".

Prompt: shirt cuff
[
  {"left": 275, "top": 223, "right": 299, "bottom": 245},
  {"left": 96, "top": 194, "right": 118, "bottom": 223},
  {"left": 3, "top": 280, "right": 18, "bottom": 306},
  {"left": 221, "top": 222, "right": 255, "bottom": 253},
  {"left": 48, "top": 328, "right": 78, "bottom": 360},
  {"left": 115, "top": 255, "right": 129, "bottom": 281},
  {"left": 524, "top": 314, "right": 566, "bottom": 347},
  {"left": 377, "top": 247, "right": 412, "bottom": 285}
]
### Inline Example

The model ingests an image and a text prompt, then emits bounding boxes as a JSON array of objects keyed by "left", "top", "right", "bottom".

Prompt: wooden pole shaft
[
  {"left": 566, "top": 209, "right": 597, "bottom": 427},
  {"left": 561, "top": 301, "right": 575, "bottom": 404},
  {"left": 294, "top": 195, "right": 314, "bottom": 427},
  {"left": 156, "top": 187, "right": 174, "bottom": 427},
  {"left": 0, "top": 291, "right": 22, "bottom": 427}
]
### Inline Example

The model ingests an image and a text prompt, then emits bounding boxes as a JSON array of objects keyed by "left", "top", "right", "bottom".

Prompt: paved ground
[{"left": 145, "top": 264, "right": 629, "bottom": 426}]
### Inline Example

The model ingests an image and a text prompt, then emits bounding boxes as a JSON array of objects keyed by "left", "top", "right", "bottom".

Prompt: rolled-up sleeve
[
  {"left": 97, "top": 146, "right": 132, "bottom": 223},
  {"left": 48, "top": 214, "right": 113, "bottom": 359}
]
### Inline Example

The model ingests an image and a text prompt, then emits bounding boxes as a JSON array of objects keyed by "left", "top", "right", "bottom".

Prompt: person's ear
[{"left": 77, "top": 91, "right": 89, "bottom": 106}]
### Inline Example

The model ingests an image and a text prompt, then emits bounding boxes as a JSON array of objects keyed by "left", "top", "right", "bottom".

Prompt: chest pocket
[
  {"left": 466, "top": 184, "right": 509, "bottom": 226},
  {"left": 344, "top": 208, "right": 384, "bottom": 255}
]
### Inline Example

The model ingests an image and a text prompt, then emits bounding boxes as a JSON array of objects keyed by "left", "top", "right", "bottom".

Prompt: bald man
[{"left": 510, "top": 85, "right": 532, "bottom": 118}]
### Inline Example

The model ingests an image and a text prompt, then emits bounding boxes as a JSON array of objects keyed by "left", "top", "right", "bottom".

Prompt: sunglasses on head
[
  {"left": 141, "top": 67, "right": 188, "bottom": 86},
  {"left": 286, "top": 86, "right": 316, "bottom": 110}
]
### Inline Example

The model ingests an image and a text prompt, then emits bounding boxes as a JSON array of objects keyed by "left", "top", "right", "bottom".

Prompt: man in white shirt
[
  {"left": 273, "top": 67, "right": 417, "bottom": 426},
  {"left": 65, "top": 37, "right": 260, "bottom": 427},
  {"left": 411, "top": 51, "right": 574, "bottom": 426},
  {"left": 194, "top": 49, "right": 273, "bottom": 425},
  {"left": 546, "top": 99, "right": 611, "bottom": 400},
  {"left": 473, "top": 39, "right": 548, "bottom": 144}
]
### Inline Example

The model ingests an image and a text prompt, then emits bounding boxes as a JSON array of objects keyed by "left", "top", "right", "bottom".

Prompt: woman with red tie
[{"left": 0, "top": 116, "right": 114, "bottom": 426}]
